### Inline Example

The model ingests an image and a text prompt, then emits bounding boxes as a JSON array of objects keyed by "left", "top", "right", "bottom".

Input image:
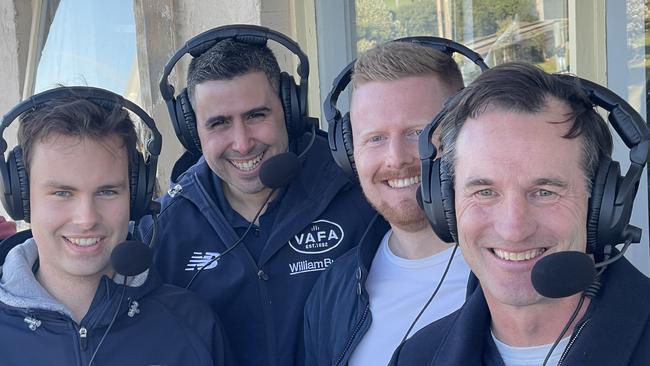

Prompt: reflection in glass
[{"left": 354, "top": 0, "right": 569, "bottom": 82}]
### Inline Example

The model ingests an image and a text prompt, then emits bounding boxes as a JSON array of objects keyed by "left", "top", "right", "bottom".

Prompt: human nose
[
  {"left": 493, "top": 194, "right": 536, "bottom": 243},
  {"left": 386, "top": 137, "right": 415, "bottom": 169},
  {"left": 73, "top": 196, "right": 101, "bottom": 230},
  {"left": 230, "top": 121, "right": 254, "bottom": 154}
]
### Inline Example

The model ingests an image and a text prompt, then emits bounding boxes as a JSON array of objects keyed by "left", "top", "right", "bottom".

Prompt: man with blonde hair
[{"left": 304, "top": 41, "right": 470, "bottom": 366}]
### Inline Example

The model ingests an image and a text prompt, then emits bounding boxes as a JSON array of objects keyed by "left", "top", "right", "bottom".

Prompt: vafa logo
[{"left": 288, "top": 220, "right": 344, "bottom": 254}]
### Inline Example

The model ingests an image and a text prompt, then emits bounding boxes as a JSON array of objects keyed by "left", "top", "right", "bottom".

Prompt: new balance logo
[{"left": 185, "top": 252, "right": 220, "bottom": 271}]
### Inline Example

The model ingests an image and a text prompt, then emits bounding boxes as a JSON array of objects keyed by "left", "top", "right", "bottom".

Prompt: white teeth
[
  {"left": 493, "top": 248, "right": 546, "bottom": 261},
  {"left": 230, "top": 153, "right": 264, "bottom": 171},
  {"left": 67, "top": 237, "right": 101, "bottom": 246},
  {"left": 387, "top": 175, "right": 420, "bottom": 188}
]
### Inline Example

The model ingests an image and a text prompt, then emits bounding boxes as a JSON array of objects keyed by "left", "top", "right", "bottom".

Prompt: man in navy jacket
[
  {"left": 139, "top": 33, "right": 376, "bottom": 366},
  {"left": 0, "top": 91, "right": 230, "bottom": 365},
  {"left": 304, "top": 41, "right": 471, "bottom": 366},
  {"left": 390, "top": 62, "right": 650, "bottom": 365}
]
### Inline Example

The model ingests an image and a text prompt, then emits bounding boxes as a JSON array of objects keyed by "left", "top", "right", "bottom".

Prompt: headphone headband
[
  {"left": 159, "top": 24, "right": 310, "bottom": 114},
  {"left": 0, "top": 86, "right": 162, "bottom": 157},
  {"left": 0, "top": 86, "right": 161, "bottom": 222},
  {"left": 418, "top": 72, "right": 650, "bottom": 250},
  {"left": 325, "top": 36, "right": 488, "bottom": 155}
]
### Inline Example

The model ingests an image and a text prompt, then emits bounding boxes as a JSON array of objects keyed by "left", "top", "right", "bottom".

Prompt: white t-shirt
[
  {"left": 492, "top": 330, "right": 570, "bottom": 366},
  {"left": 348, "top": 230, "right": 470, "bottom": 366}
]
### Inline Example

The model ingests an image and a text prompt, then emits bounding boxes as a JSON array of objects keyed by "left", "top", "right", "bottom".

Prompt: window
[{"left": 31, "top": 0, "right": 139, "bottom": 101}]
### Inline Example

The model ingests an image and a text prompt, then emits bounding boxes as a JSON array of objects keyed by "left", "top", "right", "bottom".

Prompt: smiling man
[
  {"left": 304, "top": 41, "right": 470, "bottom": 366},
  {"left": 390, "top": 62, "right": 650, "bottom": 366},
  {"left": 0, "top": 92, "right": 230, "bottom": 365},
  {"left": 139, "top": 35, "right": 376, "bottom": 366}
]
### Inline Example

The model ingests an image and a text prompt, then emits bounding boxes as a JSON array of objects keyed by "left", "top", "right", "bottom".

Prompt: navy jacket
[
  {"left": 390, "top": 256, "right": 650, "bottom": 366},
  {"left": 139, "top": 133, "right": 377, "bottom": 366},
  {"left": 0, "top": 237, "right": 230, "bottom": 366},
  {"left": 304, "top": 214, "right": 390, "bottom": 366}
]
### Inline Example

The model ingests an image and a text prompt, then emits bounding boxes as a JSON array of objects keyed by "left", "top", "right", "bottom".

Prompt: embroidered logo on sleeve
[{"left": 184, "top": 252, "right": 220, "bottom": 271}]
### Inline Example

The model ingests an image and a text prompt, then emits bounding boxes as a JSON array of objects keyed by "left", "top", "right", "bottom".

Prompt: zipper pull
[
  {"left": 24, "top": 316, "right": 41, "bottom": 331},
  {"left": 257, "top": 269, "right": 269, "bottom": 280},
  {"left": 79, "top": 326, "right": 88, "bottom": 350},
  {"left": 168, "top": 184, "right": 183, "bottom": 197}
]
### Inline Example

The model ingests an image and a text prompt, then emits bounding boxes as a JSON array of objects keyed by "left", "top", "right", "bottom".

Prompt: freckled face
[{"left": 351, "top": 75, "right": 453, "bottom": 231}]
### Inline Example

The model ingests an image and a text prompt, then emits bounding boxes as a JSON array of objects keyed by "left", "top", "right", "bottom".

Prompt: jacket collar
[{"left": 354, "top": 213, "right": 391, "bottom": 299}]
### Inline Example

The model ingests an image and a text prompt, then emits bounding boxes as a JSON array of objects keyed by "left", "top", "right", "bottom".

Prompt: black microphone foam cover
[
  {"left": 531, "top": 251, "right": 596, "bottom": 298},
  {"left": 259, "top": 152, "right": 300, "bottom": 189},
  {"left": 111, "top": 240, "right": 153, "bottom": 277}
]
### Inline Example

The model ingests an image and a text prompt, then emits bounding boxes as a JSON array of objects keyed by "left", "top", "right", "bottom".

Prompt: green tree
[
  {"left": 356, "top": 0, "right": 405, "bottom": 51},
  {"left": 394, "top": 0, "right": 438, "bottom": 37}
]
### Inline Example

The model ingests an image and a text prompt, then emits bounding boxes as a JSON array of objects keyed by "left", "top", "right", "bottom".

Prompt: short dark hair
[
  {"left": 18, "top": 96, "right": 139, "bottom": 174},
  {"left": 352, "top": 41, "right": 464, "bottom": 93},
  {"left": 186, "top": 39, "right": 281, "bottom": 107},
  {"left": 439, "top": 62, "right": 613, "bottom": 191}
]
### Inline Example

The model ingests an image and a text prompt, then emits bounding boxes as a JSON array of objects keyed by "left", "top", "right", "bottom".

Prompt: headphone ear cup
[
  {"left": 340, "top": 113, "right": 357, "bottom": 178},
  {"left": 6, "top": 146, "right": 30, "bottom": 222},
  {"left": 328, "top": 112, "right": 356, "bottom": 180},
  {"left": 587, "top": 157, "right": 620, "bottom": 259},
  {"left": 422, "top": 158, "right": 456, "bottom": 243},
  {"left": 439, "top": 160, "right": 458, "bottom": 241},
  {"left": 129, "top": 151, "right": 148, "bottom": 221},
  {"left": 280, "top": 72, "right": 305, "bottom": 140},
  {"left": 174, "top": 89, "right": 202, "bottom": 155}
]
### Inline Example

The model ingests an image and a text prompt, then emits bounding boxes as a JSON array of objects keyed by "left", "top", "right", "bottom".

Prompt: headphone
[
  {"left": 419, "top": 76, "right": 650, "bottom": 258},
  {"left": 323, "top": 36, "right": 489, "bottom": 180},
  {"left": 0, "top": 86, "right": 162, "bottom": 223},
  {"left": 160, "top": 24, "right": 313, "bottom": 155}
]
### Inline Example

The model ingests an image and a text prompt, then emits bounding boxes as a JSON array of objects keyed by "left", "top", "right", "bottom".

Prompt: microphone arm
[{"left": 185, "top": 187, "right": 276, "bottom": 289}]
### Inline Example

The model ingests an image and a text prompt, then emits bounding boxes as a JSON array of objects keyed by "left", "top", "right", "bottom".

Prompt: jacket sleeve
[{"left": 135, "top": 213, "right": 155, "bottom": 244}]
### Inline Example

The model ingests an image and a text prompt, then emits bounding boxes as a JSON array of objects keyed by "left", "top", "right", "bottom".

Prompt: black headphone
[
  {"left": 323, "top": 36, "right": 489, "bottom": 180},
  {"left": 160, "top": 24, "right": 312, "bottom": 155},
  {"left": 419, "top": 76, "right": 650, "bottom": 258},
  {"left": 0, "top": 86, "right": 162, "bottom": 223}
]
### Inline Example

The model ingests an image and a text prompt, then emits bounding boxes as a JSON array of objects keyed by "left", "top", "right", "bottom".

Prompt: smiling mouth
[
  {"left": 65, "top": 237, "right": 102, "bottom": 247},
  {"left": 386, "top": 175, "right": 420, "bottom": 188},
  {"left": 492, "top": 248, "right": 547, "bottom": 261},
  {"left": 228, "top": 152, "right": 264, "bottom": 172}
]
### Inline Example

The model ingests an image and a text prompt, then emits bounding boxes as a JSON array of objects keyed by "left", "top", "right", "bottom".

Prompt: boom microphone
[
  {"left": 259, "top": 152, "right": 301, "bottom": 188},
  {"left": 531, "top": 251, "right": 596, "bottom": 298},
  {"left": 110, "top": 240, "right": 153, "bottom": 277}
]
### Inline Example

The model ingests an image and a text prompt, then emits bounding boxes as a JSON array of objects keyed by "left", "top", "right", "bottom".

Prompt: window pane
[
  {"left": 354, "top": 0, "right": 569, "bottom": 82},
  {"left": 33, "top": 0, "right": 138, "bottom": 100}
]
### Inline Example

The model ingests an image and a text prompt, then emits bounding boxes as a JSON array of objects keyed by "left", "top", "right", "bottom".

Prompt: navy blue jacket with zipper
[
  {"left": 304, "top": 213, "right": 390, "bottom": 366},
  {"left": 389, "top": 255, "right": 650, "bottom": 366},
  {"left": 138, "top": 132, "right": 377, "bottom": 366},
  {"left": 0, "top": 238, "right": 231, "bottom": 366}
]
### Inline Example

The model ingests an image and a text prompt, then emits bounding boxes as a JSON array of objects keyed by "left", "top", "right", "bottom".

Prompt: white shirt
[
  {"left": 492, "top": 330, "right": 571, "bottom": 366},
  {"left": 348, "top": 230, "right": 470, "bottom": 366}
]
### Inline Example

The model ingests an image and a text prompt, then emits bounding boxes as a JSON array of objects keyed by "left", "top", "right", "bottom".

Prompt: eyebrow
[
  {"left": 463, "top": 178, "right": 493, "bottom": 189},
  {"left": 532, "top": 178, "right": 568, "bottom": 188},
  {"left": 243, "top": 106, "right": 271, "bottom": 117},
  {"left": 463, "top": 177, "right": 568, "bottom": 189},
  {"left": 42, "top": 180, "right": 128, "bottom": 190},
  {"left": 203, "top": 106, "right": 272, "bottom": 127}
]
